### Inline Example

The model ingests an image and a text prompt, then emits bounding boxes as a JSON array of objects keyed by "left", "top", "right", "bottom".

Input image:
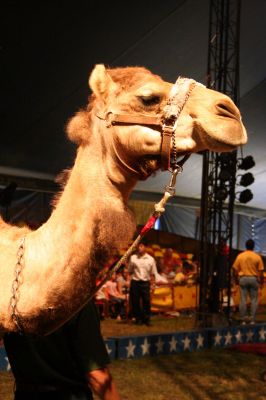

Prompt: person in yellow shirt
[{"left": 233, "top": 239, "right": 264, "bottom": 325}]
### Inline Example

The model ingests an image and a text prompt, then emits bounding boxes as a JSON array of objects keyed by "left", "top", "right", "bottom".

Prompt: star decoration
[
  {"left": 141, "top": 338, "right": 150, "bottom": 356},
  {"left": 169, "top": 336, "right": 178, "bottom": 352},
  {"left": 182, "top": 336, "right": 191, "bottom": 350},
  {"left": 259, "top": 327, "right": 266, "bottom": 341},
  {"left": 214, "top": 331, "right": 223, "bottom": 346},
  {"left": 224, "top": 331, "right": 233, "bottom": 345},
  {"left": 155, "top": 336, "right": 164, "bottom": 354},
  {"left": 235, "top": 330, "right": 243, "bottom": 343},
  {"left": 105, "top": 343, "right": 113, "bottom": 355},
  {"left": 196, "top": 334, "right": 204, "bottom": 349},
  {"left": 126, "top": 340, "right": 136, "bottom": 358},
  {"left": 5, "top": 357, "right": 11, "bottom": 371},
  {"left": 246, "top": 329, "right": 254, "bottom": 342}
]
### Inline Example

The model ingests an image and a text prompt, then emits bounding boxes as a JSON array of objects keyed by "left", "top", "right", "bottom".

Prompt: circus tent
[{"left": 1, "top": 0, "right": 266, "bottom": 251}]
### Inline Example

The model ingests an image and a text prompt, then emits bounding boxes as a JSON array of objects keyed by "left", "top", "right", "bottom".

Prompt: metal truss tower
[{"left": 198, "top": 0, "right": 241, "bottom": 325}]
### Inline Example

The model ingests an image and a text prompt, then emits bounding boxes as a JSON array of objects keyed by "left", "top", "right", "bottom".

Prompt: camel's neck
[
  {"left": 34, "top": 142, "right": 137, "bottom": 273},
  {"left": 2, "top": 138, "right": 138, "bottom": 334}
]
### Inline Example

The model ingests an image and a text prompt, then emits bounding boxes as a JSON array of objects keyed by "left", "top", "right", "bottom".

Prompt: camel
[{"left": 0, "top": 64, "right": 247, "bottom": 336}]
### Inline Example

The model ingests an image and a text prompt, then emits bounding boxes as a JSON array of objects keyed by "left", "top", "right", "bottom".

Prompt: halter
[{"left": 97, "top": 76, "right": 197, "bottom": 172}]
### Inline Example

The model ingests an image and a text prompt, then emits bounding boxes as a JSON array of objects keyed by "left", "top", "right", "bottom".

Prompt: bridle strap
[
  {"left": 160, "top": 128, "right": 172, "bottom": 171},
  {"left": 98, "top": 112, "right": 162, "bottom": 128},
  {"left": 160, "top": 77, "right": 196, "bottom": 170}
]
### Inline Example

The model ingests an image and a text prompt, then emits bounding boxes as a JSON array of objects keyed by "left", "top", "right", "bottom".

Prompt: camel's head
[{"left": 69, "top": 65, "right": 247, "bottom": 179}]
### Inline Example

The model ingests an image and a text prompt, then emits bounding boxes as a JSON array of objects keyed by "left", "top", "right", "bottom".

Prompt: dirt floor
[{"left": 100, "top": 305, "right": 266, "bottom": 338}]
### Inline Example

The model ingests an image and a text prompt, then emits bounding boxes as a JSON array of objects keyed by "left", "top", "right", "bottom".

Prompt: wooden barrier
[{"left": 151, "top": 284, "right": 266, "bottom": 312}]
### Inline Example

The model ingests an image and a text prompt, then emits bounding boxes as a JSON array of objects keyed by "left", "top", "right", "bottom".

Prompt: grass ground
[
  {"left": 110, "top": 349, "right": 266, "bottom": 400},
  {"left": 1, "top": 349, "right": 266, "bottom": 400},
  {"left": 1, "top": 307, "right": 266, "bottom": 400}
]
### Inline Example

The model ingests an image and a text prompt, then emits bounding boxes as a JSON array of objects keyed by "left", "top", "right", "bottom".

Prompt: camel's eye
[{"left": 139, "top": 95, "right": 161, "bottom": 107}]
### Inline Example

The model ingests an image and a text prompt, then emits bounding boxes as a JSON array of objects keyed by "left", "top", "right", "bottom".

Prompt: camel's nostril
[{"left": 216, "top": 101, "right": 239, "bottom": 119}]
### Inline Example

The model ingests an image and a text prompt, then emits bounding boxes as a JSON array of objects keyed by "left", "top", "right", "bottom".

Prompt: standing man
[
  {"left": 232, "top": 239, "right": 264, "bottom": 325},
  {"left": 4, "top": 301, "right": 120, "bottom": 400},
  {"left": 128, "top": 240, "right": 158, "bottom": 326}
]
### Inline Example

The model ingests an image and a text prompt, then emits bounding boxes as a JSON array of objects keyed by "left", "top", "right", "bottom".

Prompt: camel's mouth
[
  {"left": 136, "top": 151, "right": 193, "bottom": 178},
  {"left": 135, "top": 155, "right": 161, "bottom": 179},
  {"left": 202, "top": 132, "right": 239, "bottom": 153},
  {"left": 194, "top": 121, "right": 243, "bottom": 153}
]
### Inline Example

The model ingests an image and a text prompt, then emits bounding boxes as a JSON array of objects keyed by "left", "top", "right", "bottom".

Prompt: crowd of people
[
  {"left": 94, "top": 240, "right": 199, "bottom": 324},
  {"left": 94, "top": 238, "right": 265, "bottom": 327}
]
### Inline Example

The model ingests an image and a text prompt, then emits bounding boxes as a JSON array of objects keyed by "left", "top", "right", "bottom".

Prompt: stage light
[
  {"left": 239, "top": 172, "right": 255, "bottom": 187},
  {"left": 218, "top": 152, "right": 235, "bottom": 163},
  {"left": 238, "top": 155, "right": 255, "bottom": 170},
  {"left": 236, "top": 189, "right": 253, "bottom": 204},
  {"left": 215, "top": 187, "right": 228, "bottom": 201},
  {"left": 219, "top": 169, "right": 232, "bottom": 182}
]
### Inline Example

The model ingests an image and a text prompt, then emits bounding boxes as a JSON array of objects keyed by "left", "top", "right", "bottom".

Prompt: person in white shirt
[{"left": 128, "top": 240, "right": 158, "bottom": 326}]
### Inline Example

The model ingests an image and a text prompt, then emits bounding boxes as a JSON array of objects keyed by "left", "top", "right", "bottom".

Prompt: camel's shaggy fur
[{"left": 0, "top": 64, "right": 247, "bottom": 335}]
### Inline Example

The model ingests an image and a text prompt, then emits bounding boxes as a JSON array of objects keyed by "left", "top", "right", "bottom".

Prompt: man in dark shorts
[{"left": 4, "top": 301, "right": 120, "bottom": 399}]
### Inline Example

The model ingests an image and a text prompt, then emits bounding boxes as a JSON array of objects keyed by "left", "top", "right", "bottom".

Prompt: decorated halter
[{"left": 97, "top": 76, "right": 197, "bottom": 172}]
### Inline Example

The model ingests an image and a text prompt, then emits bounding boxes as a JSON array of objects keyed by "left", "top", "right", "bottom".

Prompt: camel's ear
[
  {"left": 88, "top": 64, "right": 117, "bottom": 98},
  {"left": 66, "top": 111, "right": 91, "bottom": 145}
]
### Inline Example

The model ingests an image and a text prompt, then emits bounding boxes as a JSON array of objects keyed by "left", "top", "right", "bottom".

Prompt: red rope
[{"left": 140, "top": 214, "right": 158, "bottom": 236}]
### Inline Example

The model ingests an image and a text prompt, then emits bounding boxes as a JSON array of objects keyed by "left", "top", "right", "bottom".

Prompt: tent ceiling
[{"left": 1, "top": 0, "right": 266, "bottom": 212}]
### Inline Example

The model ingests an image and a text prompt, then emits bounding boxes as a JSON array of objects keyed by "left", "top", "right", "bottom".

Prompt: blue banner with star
[{"left": 1, "top": 323, "right": 266, "bottom": 369}]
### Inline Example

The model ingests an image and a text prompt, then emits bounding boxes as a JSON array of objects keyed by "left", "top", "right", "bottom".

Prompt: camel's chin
[
  {"left": 136, "top": 152, "right": 194, "bottom": 178},
  {"left": 136, "top": 156, "right": 161, "bottom": 179}
]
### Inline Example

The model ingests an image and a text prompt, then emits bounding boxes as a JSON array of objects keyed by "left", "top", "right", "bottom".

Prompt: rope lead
[{"left": 92, "top": 166, "right": 183, "bottom": 297}]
